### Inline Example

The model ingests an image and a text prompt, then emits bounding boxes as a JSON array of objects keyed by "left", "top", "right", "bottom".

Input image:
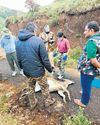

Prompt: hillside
[
  {"left": 0, "top": 6, "right": 24, "bottom": 31},
  {"left": 5, "top": 0, "right": 100, "bottom": 48}
]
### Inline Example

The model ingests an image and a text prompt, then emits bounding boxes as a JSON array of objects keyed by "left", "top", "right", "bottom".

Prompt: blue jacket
[
  {"left": 0, "top": 35, "right": 16, "bottom": 54},
  {"left": 16, "top": 29, "right": 52, "bottom": 77}
]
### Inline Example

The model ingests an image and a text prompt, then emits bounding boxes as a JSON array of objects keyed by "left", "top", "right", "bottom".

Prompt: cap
[
  {"left": 57, "top": 32, "right": 63, "bottom": 37},
  {"left": 44, "top": 25, "right": 50, "bottom": 32}
]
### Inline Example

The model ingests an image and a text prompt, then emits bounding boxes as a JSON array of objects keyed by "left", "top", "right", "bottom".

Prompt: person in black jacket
[{"left": 16, "top": 22, "right": 55, "bottom": 110}]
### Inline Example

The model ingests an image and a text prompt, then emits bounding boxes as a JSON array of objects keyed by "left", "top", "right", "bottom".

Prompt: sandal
[{"left": 74, "top": 99, "right": 86, "bottom": 108}]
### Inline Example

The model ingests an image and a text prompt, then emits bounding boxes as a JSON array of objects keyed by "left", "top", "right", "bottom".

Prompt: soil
[{"left": 0, "top": 59, "right": 100, "bottom": 125}]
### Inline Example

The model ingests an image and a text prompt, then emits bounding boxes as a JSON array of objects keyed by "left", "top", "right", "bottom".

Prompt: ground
[{"left": 0, "top": 58, "right": 100, "bottom": 125}]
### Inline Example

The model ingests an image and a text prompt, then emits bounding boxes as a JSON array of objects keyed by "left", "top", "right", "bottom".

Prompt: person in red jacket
[{"left": 56, "top": 32, "right": 70, "bottom": 80}]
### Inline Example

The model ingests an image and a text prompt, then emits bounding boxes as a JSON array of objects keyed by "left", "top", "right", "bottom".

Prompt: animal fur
[{"left": 35, "top": 77, "right": 75, "bottom": 103}]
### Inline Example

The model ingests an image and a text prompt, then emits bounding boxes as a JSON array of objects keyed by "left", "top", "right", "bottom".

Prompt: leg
[
  {"left": 58, "top": 90, "right": 66, "bottom": 103},
  {"left": 65, "top": 89, "right": 71, "bottom": 101},
  {"left": 74, "top": 72, "right": 94, "bottom": 107},
  {"left": 6, "top": 53, "right": 15, "bottom": 71},
  {"left": 80, "top": 72, "right": 94, "bottom": 105},
  {"left": 57, "top": 54, "right": 64, "bottom": 80},
  {"left": 13, "top": 52, "right": 21, "bottom": 70},
  {"left": 27, "top": 78, "right": 37, "bottom": 110},
  {"left": 38, "top": 75, "right": 55, "bottom": 107}
]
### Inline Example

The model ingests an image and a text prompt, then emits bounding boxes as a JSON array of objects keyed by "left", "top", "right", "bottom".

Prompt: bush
[
  {"left": 69, "top": 47, "right": 82, "bottom": 61},
  {"left": 62, "top": 108, "right": 91, "bottom": 125},
  {"left": 53, "top": 47, "right": 82, "bottom": 68}
]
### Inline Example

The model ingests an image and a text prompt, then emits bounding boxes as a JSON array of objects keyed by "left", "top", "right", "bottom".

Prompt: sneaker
[
  {"left": 20, "top": 69, "right": 25, "bottom": 76},
  {"left": 12, "top": 71, "right": 17, "bottom": 76}
]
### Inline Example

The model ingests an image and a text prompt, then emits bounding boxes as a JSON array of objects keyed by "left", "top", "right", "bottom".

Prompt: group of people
[{"left": 0, "top": 20, "right": 100, "bottom": 110}]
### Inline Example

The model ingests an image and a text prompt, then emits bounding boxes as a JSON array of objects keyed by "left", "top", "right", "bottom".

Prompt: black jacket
[{"left": 16, "top": 29, "right": 52, "bottom": 77}]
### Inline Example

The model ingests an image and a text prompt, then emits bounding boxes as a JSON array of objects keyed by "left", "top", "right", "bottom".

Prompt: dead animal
[{"left": 35, "top": 77, "right": 75, "bottom": 103}]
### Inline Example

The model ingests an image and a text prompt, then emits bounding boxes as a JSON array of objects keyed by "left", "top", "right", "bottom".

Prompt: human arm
[
  {"left": 0, "top": 39, "right": 4, "bottom": 48},
  {"left": 87, "top": 40, "right": 100, "bottom": 68},
  {"left": 39, "top": 40, "right": 52, "bottom": 73},
  {"left": 65, "top": 39, "right": 70, "bottom": 54},
  {"left": 90, "top": 58, "right": 100, "bottom": 68}
]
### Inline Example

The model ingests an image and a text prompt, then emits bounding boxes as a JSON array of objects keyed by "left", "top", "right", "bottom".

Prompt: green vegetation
[
  {"left": 67, "top": 47, "right": 82, "bottom": 68},
  {"left": 0, "top": 6, "right": 24, "bottom": 30},
  {"left": 0, "top": 94, "right": 9, "bottom": 113},
  {"left": 30, "top": 0, "right": 100, "bottom": 28},
  {"left": 53, "top": 47, "right": 82, "bottom": 69},
  {"left": 0, "top": 92, "right": 18, "bottom": 125},
  {"left": 0, "top": 113, "right": 18, "bottom": 125},
  {"left": 62, "top": 108, "right": 91, "bottom": 125}
]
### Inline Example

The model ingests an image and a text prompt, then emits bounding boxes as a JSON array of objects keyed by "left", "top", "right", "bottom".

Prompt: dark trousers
[
  {"left": 80, "top": 72, "right": 94, "bottom": 105},
  {"left": 6, "top": 52, "right": 21, "bottom": 71}
]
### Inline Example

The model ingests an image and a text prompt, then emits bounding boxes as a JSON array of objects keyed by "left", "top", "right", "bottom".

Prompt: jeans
[{"left": 80, "top": 72, "right": 94, "bottom": 105}]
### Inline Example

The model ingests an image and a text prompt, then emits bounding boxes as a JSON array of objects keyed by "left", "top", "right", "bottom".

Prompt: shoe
[
  {"left": 12, "top": 71, "right": 17, "bottom": 76},
  {"left": 74, "top": 99, "right": 86, "bottom": 108},
  {"left": 20, "top": 69, "right": 25, "bottom": 76},
  {"left": 45, "top": 98, "right": 55, "bottom": 107}
]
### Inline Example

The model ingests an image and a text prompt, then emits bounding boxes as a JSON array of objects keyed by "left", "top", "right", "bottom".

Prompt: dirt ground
[{"left": 0, "top": 58, "right": 100, "bottom": 125}]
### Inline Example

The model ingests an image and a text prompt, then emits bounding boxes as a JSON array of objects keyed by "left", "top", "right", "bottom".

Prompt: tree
[{"left": 25, "top": 0, "right": 39, "bottom": 12}]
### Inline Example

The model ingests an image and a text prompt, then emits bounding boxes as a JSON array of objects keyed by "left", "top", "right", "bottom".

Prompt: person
[
  {"left": 0, "top": 28, "right": 24, "bottom": 77},
  {"left": 39, "top": 24, "right": 55, "bottom": 67},
  {"left": 54, "top": 32, "right": 70, "bottom": 80},
  {"left": 16, "top": 22, "right": 55, "bottom": 110},
  {"left": 74, "top": 21, "right": 100, "bottom": 108},
  {"left": 39, "top": 25, "right": 55, "bottom": 51}
]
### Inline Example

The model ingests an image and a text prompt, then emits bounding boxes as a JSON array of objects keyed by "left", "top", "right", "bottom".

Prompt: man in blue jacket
[{"left": 16, "top": 22, "right": 55, "bottom": 110}]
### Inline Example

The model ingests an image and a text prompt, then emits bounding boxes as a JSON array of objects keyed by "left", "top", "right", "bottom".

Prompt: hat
[
  {"left": 57, "top": 32, "right": 63, "bottom": 37},
  {"left": 25, "top": 22, "right": 37, "bottom": 32},
  {"left": 44, "top": 25, "right": 50, "bottom": 32}
]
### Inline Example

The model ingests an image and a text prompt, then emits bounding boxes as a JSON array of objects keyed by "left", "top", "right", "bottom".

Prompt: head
[
  {"left": 44, "top": 25, "right": 50, "bottom": 34},
  {"left": 25, "top": 22, "right": 37, "bottom": 34},
  {"left": 84, "top": 21, "right": 99, "bottom": 38},
  {"left": 57, "top": 32, "right": 64, "bottom": 40}
]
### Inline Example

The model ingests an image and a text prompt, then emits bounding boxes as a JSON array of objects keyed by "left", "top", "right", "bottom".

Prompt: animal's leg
[
  {"left": 65, "top": 89, "right": 71, "bottom": 101},
  {"left": 58, "top": 90, "right": 66, "bottom": 103}
]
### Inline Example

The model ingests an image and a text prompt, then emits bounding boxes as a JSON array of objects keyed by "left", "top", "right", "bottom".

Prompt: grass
[
  {"left": 0, "top": 113, "right": 18, "bottom": 125},
  {"left": 0, "top": 92, "right": 18, "bottom": 125},
  {"left": 62, "top": 108, "right": 91, "bottom": 125},
  {"left": 0, "top": 94, "right": 9, "bottom": 113}
]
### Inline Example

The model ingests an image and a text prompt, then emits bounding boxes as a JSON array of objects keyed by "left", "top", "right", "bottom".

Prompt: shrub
[
  {"left": 69, "top": 47, "right": 82, "bottom": 61},
  {"left": 62, "top": 108, "right": 91, "bottom": 125}
]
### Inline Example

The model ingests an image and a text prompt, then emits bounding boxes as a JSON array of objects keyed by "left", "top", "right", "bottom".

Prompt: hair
[
  {"left": 86, "top": 21, "right": 99, "bottom": 32},
  {"left": 25, "top": 22, "right": 37, "bottom": 32}
]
